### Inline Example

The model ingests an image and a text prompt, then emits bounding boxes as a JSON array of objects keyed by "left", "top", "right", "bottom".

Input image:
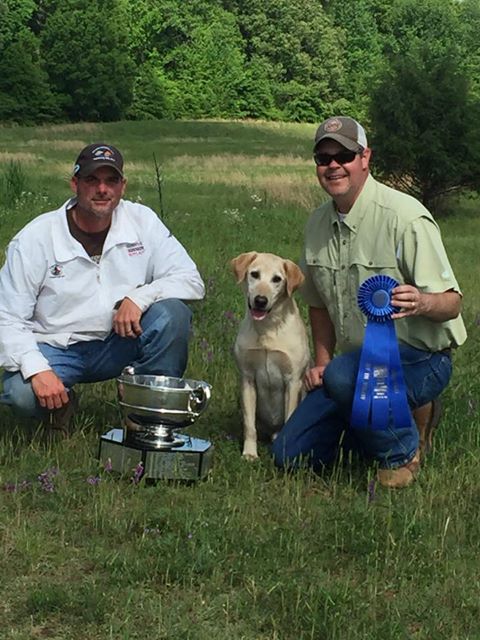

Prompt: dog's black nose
[{"left": 254, "top": 295, "right": 268, "bottom": 309}]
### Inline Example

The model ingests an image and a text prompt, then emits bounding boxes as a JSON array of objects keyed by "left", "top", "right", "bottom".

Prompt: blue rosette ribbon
[{"left": 351, "top": 275, "right": 411, "bottom": 430}]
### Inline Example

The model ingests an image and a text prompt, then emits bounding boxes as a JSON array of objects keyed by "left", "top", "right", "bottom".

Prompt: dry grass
[
  {"left": 23, "top": 139, "right": 89, "bottom": 151},
  {"left": 196, "top": 116, "right": 315, "bottom": 134},
  {"left": 168, "top": 153, "right": 311, "bottom": 171},
  {"left": 0, "top": 152, "right": 37, "bottom": 163},
  {"left": 257, "top": 175, "right": 319, "bottom": 209},
  {"left": 34, "top": 122, "right": 101, "bottom": 134},
  {"left": 125, "top": 153, "right": 318, "bottom": 209},
  {"left": 165, "top": 153, "right": 316, "bottom": 209},
  {"left": 126, "top": 153, "right": 310, "bottom": 177},
  {"left": 50, "top": 163, "right": 77, "bottom": 181}
]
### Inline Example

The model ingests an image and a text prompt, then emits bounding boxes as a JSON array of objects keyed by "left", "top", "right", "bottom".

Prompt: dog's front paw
[{"left": 242, "top": 442, "right": 258, "bottom": 460}]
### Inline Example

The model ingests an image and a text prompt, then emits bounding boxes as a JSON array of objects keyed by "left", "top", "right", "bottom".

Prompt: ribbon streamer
[{"left": 351, "top": 275, "right": 411, "bottom": 430}]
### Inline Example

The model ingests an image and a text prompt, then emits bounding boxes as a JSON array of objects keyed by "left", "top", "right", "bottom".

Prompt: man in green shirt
[{"left": 271, "top": 116, "right": 466, "bottom": 488}]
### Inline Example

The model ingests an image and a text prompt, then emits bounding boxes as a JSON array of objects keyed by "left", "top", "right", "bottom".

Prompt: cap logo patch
[
  {"left": 92, "top": 146, "right": 115, "bottom": 161},
  {"left": 324, "top": 118, "right": 342, "bottom": 133},
  {"left": 73, "top": 142, "right": 124, "bottom": 177}
]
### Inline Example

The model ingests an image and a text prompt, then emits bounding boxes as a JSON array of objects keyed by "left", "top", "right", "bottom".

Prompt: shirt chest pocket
[
  {"left": 349, "top": 245, "right": 400, "bottom": 322},
  {"left": 304, "top": 251, "right": 339, "bottom": 309},
  {"left": 350, "top": 244, "right": 399, "bottom": 286}
]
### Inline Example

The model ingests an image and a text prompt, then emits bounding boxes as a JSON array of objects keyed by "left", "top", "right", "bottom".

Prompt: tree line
[{"left": 1, "top": 0, "right": 480, "bottom": 208}]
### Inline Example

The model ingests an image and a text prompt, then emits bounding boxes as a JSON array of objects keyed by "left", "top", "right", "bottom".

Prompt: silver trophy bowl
[{"left": 117, "top": 369, "right": 211, "bottom": 450}]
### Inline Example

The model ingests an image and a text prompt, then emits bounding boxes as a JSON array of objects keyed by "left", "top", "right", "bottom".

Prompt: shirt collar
[
  {"left": 52, "top": 199, "right": 139, "bottom": 261},
  {"left": 52, "top": 199, "right": 84, "bottom": 261},
  {"left": 331, "top": 174, "right": 376, "bottom": 233}
]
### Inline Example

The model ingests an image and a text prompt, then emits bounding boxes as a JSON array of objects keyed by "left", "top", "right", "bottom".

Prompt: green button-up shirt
[{"left": 300, "top": 175, "right": 467, "bottom": 353}]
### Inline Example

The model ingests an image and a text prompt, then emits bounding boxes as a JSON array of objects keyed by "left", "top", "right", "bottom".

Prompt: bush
[
  {"left": 0, "top": 161, "right": 28, "bottom": 205},
  {"left": 370, "top": 43, "right": 480, "bottom": 211}
]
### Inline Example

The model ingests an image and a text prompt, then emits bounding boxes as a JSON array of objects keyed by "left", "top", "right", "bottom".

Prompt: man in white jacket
[{"left": 0, "top": 142, "right": 205, "bottom": 432}]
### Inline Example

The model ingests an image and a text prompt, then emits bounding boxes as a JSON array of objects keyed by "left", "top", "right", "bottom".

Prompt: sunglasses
[{"left": 313, "top": 150, "right": 360, "bottom": 166}]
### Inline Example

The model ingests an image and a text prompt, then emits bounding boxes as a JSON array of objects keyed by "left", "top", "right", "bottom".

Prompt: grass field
[{"left": 0, "top": 119, "right": 479, "bottom": 639}]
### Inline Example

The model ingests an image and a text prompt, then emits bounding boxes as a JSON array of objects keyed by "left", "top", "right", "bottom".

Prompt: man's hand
[
  {"left": 304, "top": 365, "right": 327, "bottom": 392},
  {"left": 113, "top": 298, "right": 142, "bottom": 338},
  {"left": 390, "top": 285, "right": 461, "bottom": 322},
  {"left": 390, "top": 284, "right": 424, "bottom": 319},
  {"left": 31, "top": 370, "right": 69, "bottom": 410}
]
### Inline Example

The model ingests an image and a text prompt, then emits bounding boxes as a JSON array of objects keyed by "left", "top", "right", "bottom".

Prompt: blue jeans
[
  {"left": 271, "top": 344, "right": 452, "bottom": 470},
  {"left": 0, "top": 299, "right": 192, "bottom": 419}
]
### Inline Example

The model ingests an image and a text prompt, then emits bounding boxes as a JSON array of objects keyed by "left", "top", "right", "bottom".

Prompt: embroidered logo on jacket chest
[
  {"left": 127, "top": 242, "right": 145, "bottom": 256},
  {"left": 49, "top": 263, "right": 65, "bottom": 278}
]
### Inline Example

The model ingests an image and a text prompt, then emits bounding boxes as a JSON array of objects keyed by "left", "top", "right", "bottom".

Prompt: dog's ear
[
  {"left": 231, "top": 252, "right": 258, "bottom": 283},
  {"left": 284, "top": 260, "right": 305, "bottom": 296}
]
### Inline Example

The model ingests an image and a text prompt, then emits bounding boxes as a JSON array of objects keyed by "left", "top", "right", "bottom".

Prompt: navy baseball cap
[{"left": 73, "top": 143, "right": 124, "bottom": 178}]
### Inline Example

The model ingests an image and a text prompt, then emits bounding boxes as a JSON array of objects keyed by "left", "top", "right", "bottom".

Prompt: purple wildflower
[
  {"left": 131, "top": 461, "right": 144, "bottom": 485},
  {"left": 223, "top": 310, "right": 238, "bottom": 326},
  {"left": 104, "top": 458, "right": 113, "bottom": 472},
  {"left": 86, "top": 476, "right": 101, "bottom": 486},
  {"left": 367, "top": 478, "right": 376, "bottom": 504},
  {"left": 3, "top": 479, "right": 33, "bottom": 493},
  {"left": 37, "top": 467, "right": 59, "bottom": 492},
  {"left": 199, "top": 338, "right": 214, "bottom": 362}
]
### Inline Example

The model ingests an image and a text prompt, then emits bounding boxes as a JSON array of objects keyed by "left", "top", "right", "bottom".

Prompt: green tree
[
  {"left": 125, "top": 1, "right": 246, "bottom": 120},
  {"left": 41, "top": 0, "right": 135, "bottom": 121},
  {"left": 126, "top": 53, "right": 175, "bottom": 120},
  {"left": 125, "top": 0, "right": 217, "bottom": 67},
  {"left": 224, "top": 0, "right": 348, "bottom": 121},
  {"left": 237, "top": 55, "right": 279, "bottom": 120},
  {"left": 0, "top": 0, "right": 60, "bottom": 123},
  {"left": 458, "top": 0, "right": 480, "bottom": 101},
  {"left": 369, "top": 0, "right": 480, "bottom": 211},
  {"left": 0, "top": 31, "right": 61, "bottom": 124},
  {"left": 0, "top": 0, "right": 36, "bottom": 48},
  {"left": 324, "top": 0, "right": 384, "bottom": 123},
  {"left": 370, "top": 42, "right": 480, "bottom": 211},
  {"left": 166, "top": 8, "right": 245, "bottom": 119}
]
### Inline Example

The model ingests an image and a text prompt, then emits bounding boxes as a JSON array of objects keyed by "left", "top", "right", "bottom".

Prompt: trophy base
[{"left": 98, "top": 428, "right": 214, "bottom": 481}]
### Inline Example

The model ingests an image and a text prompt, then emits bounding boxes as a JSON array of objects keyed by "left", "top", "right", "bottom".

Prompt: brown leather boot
[
  {"left": 413, "top": 398, "right": 442, "bottom": 458},
  {"left": 377, "top": 450, "right": 420, "bottom": 488}
]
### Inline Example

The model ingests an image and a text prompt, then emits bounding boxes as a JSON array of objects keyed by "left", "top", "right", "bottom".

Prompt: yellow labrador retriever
[{"left": 231, "top": 252, "right": 310, "bottom": 459}]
